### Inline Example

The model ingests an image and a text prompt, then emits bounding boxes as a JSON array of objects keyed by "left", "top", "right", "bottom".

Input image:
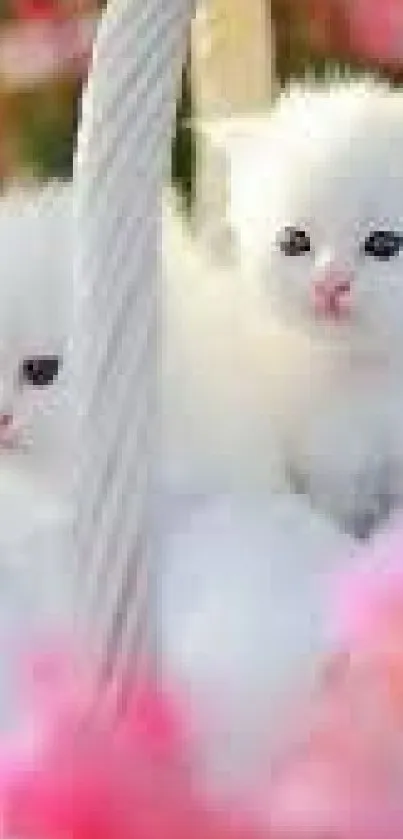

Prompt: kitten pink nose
[{"left": 312, "top": 267, "right": 352, "bottom": 319}]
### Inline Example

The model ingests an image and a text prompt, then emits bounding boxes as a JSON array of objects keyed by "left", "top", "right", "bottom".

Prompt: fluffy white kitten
[
  {"left": 161, "top": 80, "right": 403, "bottom": 539},
  {"left": 0, "top": 182, "right": 72, "bottom": 479},
  {"left": 0, "top": 182, "right": 73, "bottom": 638},
  {"left": 0, "top": 180, "right": 73, "bottom": 538},
  {"left": 0, "top": 182, "right": 74, "bottom": 729},
  {"left": 157, "top": 80, "right": 403, "bottom": 793}
]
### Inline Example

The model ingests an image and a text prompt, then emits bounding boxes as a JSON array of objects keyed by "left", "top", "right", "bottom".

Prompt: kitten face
[
  {"left": 268, "top": 143, "right": 403, "bottom": 350},
  {"left": 0, "top": 351, "right": 63, "bottom": 451},
  {"left": 0, "top": 184, "right": 71, "bottom": 462},
  {"left": 225, "top": 82, "right": 403, "bottom": 355}
]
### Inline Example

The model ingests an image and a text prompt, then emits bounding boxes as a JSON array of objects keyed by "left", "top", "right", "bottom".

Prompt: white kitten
[
  {"left": 158, "top": 82, "right": 403, "bottom": 791},
  {"left": 0, "top": 183, "right": 74, "bottom": 728},
  {"left": 162, "top": 80, "right": 403, "bottom": 538},
  {"left": 0, "top": 182, "right": 72, "bottom": 503},
  {"left": 0, "top": 181, "right": 74, "bottom": 589}
]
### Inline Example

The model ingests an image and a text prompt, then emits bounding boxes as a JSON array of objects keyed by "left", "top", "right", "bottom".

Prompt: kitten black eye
[
  {"left": 20, "top": 356, "right": 60, "bottom": 388},
  {"left": 362, "top": 230, "right": 403, "bottom": 261},
  {"left": 278, "top": 226, "right": 311, "bottom": 256}
]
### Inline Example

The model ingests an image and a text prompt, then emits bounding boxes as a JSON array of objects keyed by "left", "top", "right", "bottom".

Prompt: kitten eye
[
  {"left": 278, "top": 226, "right": 311, "bottom": 256},
  {"left": 20, "top": 356, "right": 60, "bottom": 388},
  {"left": 362, "top": 230, "right": 403, "bottom": 261}
]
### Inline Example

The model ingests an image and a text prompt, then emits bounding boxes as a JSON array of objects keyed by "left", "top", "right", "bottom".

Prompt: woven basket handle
[{"left": 73, "top": 0, "right": 195, "bottom": 718}]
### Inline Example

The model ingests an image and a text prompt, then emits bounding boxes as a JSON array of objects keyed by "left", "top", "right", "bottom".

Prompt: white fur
[
  {"left": 0, "top": 182, "right": 72, "bottom": 477},
  {"left": 0, "top": 184, "right": 74, "bottom": 730},
  {"left": 161, "top": 80, "right": 403, "bottom": 538},
  {"left": 157, "top": 492, "right": 353, "bottom": 794},
  {"left": 158, "top": 83, "right": 403, "bottom": 786},
  {"left": 0, "top": 181, "right": 73, "bottom": 562}
]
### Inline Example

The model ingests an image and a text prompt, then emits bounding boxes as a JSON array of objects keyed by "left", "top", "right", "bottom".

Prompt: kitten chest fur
[
  {"left": 161, "top": 210, "right": 403, "bottom": 536},
  {"left": 269, "top": 340, "right": 403, "bottom": 536}
]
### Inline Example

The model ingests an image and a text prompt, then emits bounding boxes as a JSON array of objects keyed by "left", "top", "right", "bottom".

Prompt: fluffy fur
[
  {"left": 0, "top": 182, "right": 72, "bottom": 489},
  {"left": 161, "top": 80, "right": 403, "bottom": 539},
  {"left": 157, "top": 493, "right": 353, "bottom": 794},
  {"left": 0, "top": 183, "right": 74, "bottom": 731},
  {"left": 157, "top": 82, "right": 403, "bottom": 785}
]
